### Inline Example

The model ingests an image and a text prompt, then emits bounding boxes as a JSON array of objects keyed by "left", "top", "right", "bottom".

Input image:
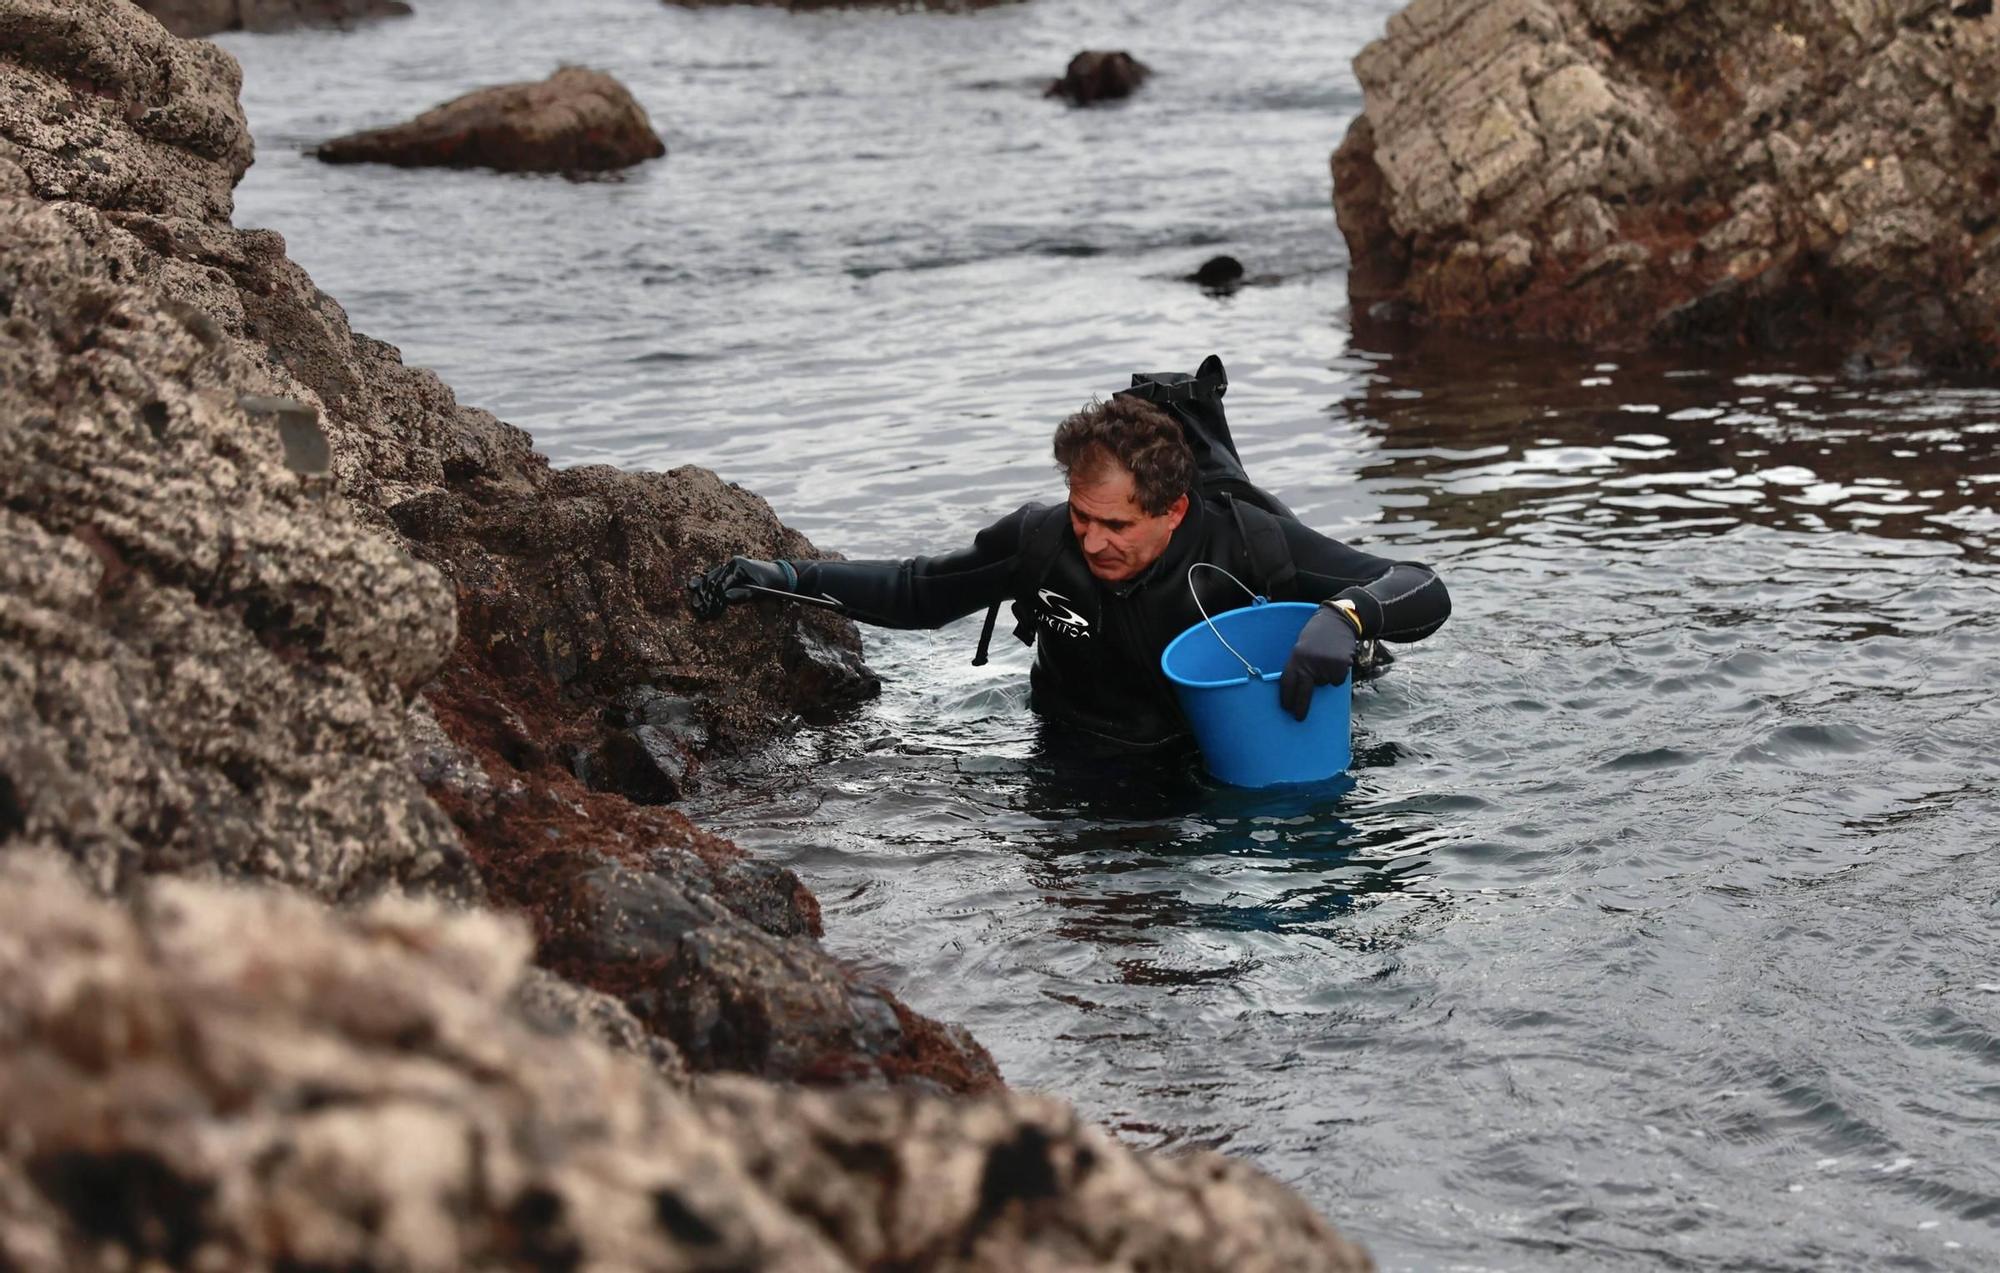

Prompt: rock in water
[
  {"left": 135, "top": 0, "right": 412, "bottom": 39},
  {"left": 1191, "top": 254, "right": 1246, "bottom": 288},
  {"left": 314, "top": 66, "right": 666, "bottom": 174},
  {"left": 1333, "top": 0, "right": 2000, "bottom": 369},
  {"left": 1048, "top": 50, "right": 1151, "bottom": 105}
]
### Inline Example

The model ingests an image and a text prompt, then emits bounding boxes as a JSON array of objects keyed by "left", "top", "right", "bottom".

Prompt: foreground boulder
[
  {"left": 314, "top": 66, "right": 666, "bottom": 174},
  {"left": 0, "top": 855, "right": 1374, "bottom": 1272},
  {"left": 135, "top": 0, "right": 411, "bottom": 38},
  {"left": 1048, "top": 50, "right": 1151, "bottom": 105},
  {"left": 1333, "top": 0, "right": 2000, "bottom": 368}
]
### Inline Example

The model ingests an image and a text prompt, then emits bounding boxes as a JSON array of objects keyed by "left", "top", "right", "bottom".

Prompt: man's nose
[{"left": 1082, "top": 526, "right": 1108, "bottom": 554}]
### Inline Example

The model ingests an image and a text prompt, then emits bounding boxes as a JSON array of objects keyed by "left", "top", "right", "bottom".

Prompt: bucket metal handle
[{"left": 1186, "top": 561, "right": 1266, "bottom": 681}]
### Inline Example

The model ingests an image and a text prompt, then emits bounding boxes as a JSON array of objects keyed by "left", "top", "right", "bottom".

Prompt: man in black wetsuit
[{"left": 694, "top": 383, "right": 1449, "bottom": 750}]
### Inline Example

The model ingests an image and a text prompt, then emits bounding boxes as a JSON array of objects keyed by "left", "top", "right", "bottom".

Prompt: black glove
[
  {"left": 1278, "top": 604, "right": 1360, "bottom": 721},
  {"left": 687, "top": 556, "right": 796, "bottom": 619}
]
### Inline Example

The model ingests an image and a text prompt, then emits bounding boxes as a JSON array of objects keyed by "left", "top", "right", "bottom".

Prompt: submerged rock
[
  {"left": 314, "top": 66, "right": 666, "bottom": 174},
  {"left": 0, "top": 856, "right": 1375, "bottom": 1271},
  {"left": 1333, "top": 0, "right": 2000, "bottom": 369},
  {"left": 134, "top": 0, "right": 412, "bottom": 38},
  {"left": 1190, "top": 254, "right": 1246, "bottom": 289},
  {"left": 1048, "top": 50, "right": 1152, "bottom": 105}
]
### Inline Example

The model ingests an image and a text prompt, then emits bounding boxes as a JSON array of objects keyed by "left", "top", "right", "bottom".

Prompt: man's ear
[{"left": 1165, "top": 492, "right": 1190, "bottom": 530}]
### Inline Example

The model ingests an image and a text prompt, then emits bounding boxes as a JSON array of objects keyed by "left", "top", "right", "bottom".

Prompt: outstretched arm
[{"left": 694, "top": 504, "right": 1039, "bottom": 630}]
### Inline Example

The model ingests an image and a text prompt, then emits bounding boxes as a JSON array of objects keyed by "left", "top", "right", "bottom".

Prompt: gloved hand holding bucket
[{"left": 1160, "top": 565, "right": 1356, "bottom": 787}]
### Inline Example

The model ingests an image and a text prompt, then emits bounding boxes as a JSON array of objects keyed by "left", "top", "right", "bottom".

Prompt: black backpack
[
  {"left": 1122, "top": 354, "right": 1294, "bottom": 521},
  {"left": 970, "top": 355, "right": 1298, "bottom": 665}
]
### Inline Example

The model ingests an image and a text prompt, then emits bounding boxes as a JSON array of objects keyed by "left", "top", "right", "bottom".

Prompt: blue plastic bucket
[{"left": 1160, "top": 598, "right": 1352, "bottom": 787}]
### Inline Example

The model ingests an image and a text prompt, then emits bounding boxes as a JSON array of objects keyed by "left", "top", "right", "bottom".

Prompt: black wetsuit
[{"left": 793, "top": 495, "right": 1450, "bottom": 749}]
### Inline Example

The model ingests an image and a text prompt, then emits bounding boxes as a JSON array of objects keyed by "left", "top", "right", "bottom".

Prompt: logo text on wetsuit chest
[{"left": 1036, "top": 589, "right": 1092, "bottom": 639}]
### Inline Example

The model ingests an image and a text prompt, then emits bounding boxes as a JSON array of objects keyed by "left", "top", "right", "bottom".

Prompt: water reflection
[
  {"left": 694, "top": 698, "right": 1456, "bottom": 993},
  {"left": 1013, "top": 743, "right": 1437, "bottom": 960},
  {"left": 1335, "top": 328, "right": 2000, "bottom": 555}
]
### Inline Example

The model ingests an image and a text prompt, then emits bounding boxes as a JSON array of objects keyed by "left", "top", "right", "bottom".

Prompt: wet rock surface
[
  {"left": 1333, "top": 0, "right": 2000, "bottom": 368},
  {"left": 0, "top": 856, "right": 1371, "bottom": 1271},
  {"left": 401, "top": 460, "right": 881, "bottom": 775},
  {"left": 511, "top": 964, "right": 690, "bottom": 1082},
  {"left": 572, "top": 687, "right": 707, "bottom": 803},
  {"left": 134, "top": 0, "right": 411, "bottom": 39},
  {"left": 314, "top": 66, "right": 666, "bottom": 175},
  {"left": 1048, "top": 50, "right": 1152, "bottom": 105},
  {"left": 535, "top": 857, "right": 999, "bottom": 1089},
  {"left": 0, "top": 18, "right": 469, "bottom": 899}
]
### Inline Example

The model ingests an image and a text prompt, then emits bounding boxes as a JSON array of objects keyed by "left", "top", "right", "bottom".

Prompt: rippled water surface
[{"left": 225, "top": 1, "right": 2000, "bottom": 1267}]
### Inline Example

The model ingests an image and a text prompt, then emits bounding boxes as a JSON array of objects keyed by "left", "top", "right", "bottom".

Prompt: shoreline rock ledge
[
  {"left": 314, "top": 66, "right": 666, "bottom": 174},
  {"left": 1332, "top": 0, "right": 2000, "bottom": 368}
]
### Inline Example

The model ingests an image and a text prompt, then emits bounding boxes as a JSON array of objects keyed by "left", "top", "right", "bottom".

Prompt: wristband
[{"left": 1322, "top": 597, "right": 1365, "bottom": 637}]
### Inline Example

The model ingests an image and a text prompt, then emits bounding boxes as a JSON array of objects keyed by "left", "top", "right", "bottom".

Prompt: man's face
[{"left": 1067, "top": 464, "right": 1189, "bottom": 583}]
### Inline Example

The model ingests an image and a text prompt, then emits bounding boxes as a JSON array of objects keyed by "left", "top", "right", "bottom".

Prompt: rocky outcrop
[
  {"left": 0, "top": 0, "right": 864, "bottom": 830},
  {"left": 0, "top": 13, "right": 466, "bottom": 900},
  {"left": 133, "top": 0, "right": 410, "bottom": 38},
  {"left": 0, "top": 855, "right": 1373, "bottom": 1272},
  {"left": 0, "top": 0, "right": 251, "bottom": 223},
  {"left": 1048, "top": 50, "right": 1151, "bottom": 105},
  {"left": 0, "top": 0, "right": 953, "bottom": 1094},
  {"left": 1333, "top": 0, "right": 2000, "bottom": 368},
  {"left": 314, "top": 66, "right": 666, "bottom": 174}
]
